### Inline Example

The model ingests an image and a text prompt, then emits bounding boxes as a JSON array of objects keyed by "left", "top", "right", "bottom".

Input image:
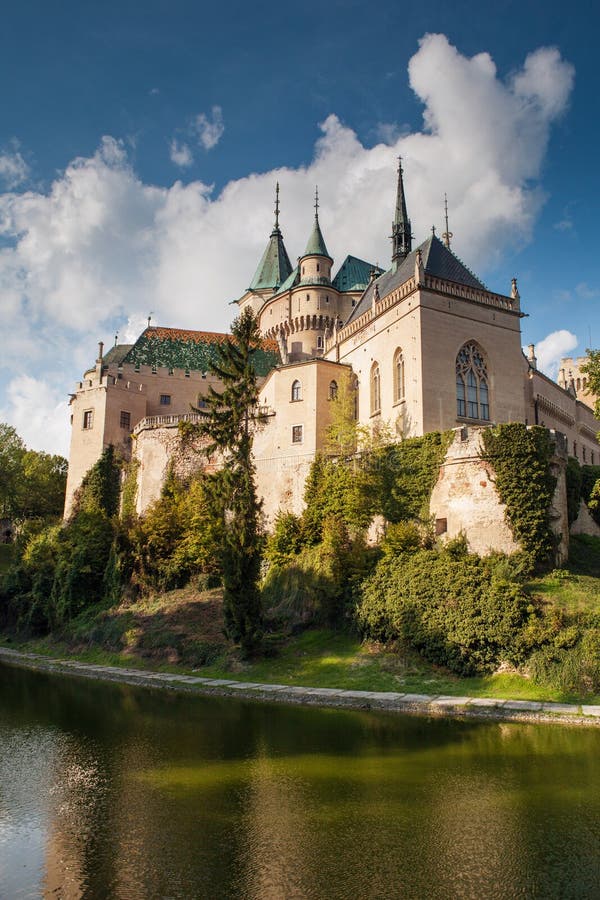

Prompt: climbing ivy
[
  {"left": 374, "top": 431, "right": 454, "bottom": 523},
  {"left": 120, "top": 458, "right": 140, "bottom": 520},
  {"left": 565, "top": 457, "right": 583, "bottom": 526},
  {"left": 300, "top": 430, "right": 454, "bottom": 542},
  {"left": 481, "top": 424, "right": 556, "bottom": 567}
]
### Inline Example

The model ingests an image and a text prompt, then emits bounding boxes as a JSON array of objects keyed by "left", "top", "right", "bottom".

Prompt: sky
[{"left": 1, "top": 0, "right": 599, "bottom": 456}]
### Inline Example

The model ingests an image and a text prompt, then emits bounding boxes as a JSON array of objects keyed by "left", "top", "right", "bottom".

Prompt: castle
[{"left": 64, "top": 164, "right": 600, "bottom": 549}]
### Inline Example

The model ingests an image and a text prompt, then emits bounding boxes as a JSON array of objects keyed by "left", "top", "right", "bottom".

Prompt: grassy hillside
[{"left": 3, "top": 535, "right": 599, "bottom": 705}]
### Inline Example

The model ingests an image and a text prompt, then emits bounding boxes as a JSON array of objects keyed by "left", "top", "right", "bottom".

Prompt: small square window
[
  {"left": 160, "top": 394, "right": 171, "bottom": 405},
  {"left": 292, "top": 425, "right": 303, "bottom": 444},
  {"left": 120, "top": 411, "right": 131, "bottom": 429},
  {"left": 83, "top": 410, "right": 93, "bottom": 429}
]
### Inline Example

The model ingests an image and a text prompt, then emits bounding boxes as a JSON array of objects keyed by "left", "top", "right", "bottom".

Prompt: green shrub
[
  {"left": 381, "top": 520, "right": 424, "bottom": 557},
  {"left": 356, "top": 545, "right": 535, "bottom": 675},
  {"left": 262, "top": 519, "right": 375, "bottom": 629},
  {"left": 528, "top": 628, "right": 600, "bottom": 695},
  {"left": 265, "top": 512, "right": 303, "bottom": 567}
]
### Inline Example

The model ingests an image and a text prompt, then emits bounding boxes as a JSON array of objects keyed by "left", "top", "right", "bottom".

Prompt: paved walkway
[{"left": 1, "top": 646, "right": 599, "bottom": 726}]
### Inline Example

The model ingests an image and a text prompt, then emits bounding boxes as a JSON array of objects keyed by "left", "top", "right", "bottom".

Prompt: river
[{"left": 0, "top": 661, "right": 599, "bottom": 898}]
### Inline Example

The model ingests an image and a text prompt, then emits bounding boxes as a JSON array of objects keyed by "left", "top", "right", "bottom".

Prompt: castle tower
[
  {"left": 248, "top": 182, "right": 293, "bottom": 295},
  {"left": 298, "top": 187, "right": 333, "bottom": 284},
  {"left": 391, "top": 158, "right": 412, "bottom": 270},
  {"left": 285, "top": 188, "right": 335, "bottom": 360}
]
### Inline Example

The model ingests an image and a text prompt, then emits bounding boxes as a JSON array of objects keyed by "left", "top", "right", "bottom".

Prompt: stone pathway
[{"left": 1, "top": 646, "right": 599, "bottom": 726}]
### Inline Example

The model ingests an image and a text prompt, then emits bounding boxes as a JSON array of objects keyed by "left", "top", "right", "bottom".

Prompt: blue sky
[{"left": 0, "top": 0, "right": 598, "bottom": 453}]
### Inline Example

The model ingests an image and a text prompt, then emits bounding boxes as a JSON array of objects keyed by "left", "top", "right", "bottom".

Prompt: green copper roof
[
  {"left": 302, "top": 215, "right": 331, "bottom": 259},
  {"left": 102, "top": 344, "right": 133, "bottom": 367},
  {"left": 249, "top": 228, "right": 293, "bottom": 291},
  {"left": 274, "top": 265, "right": 299, "bottom": 295},
  {"left": 332, "top": 256, "right": 384, "bottom": 292},
  {"left": 123, "top": 328, "right": 280, "bottom": 377}
]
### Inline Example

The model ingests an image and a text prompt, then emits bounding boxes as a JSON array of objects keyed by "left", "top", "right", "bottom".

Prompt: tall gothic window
[
  {"left": 370, "top": 362, "right": 381, "bottom": 415},
  {"left": 351, "top": 375, "right": 359, "bottom": 420},
  {"left": 456, "top": 341, "right": 490, "bottom": 420},
  {"left": 291, "top": 380, "right": 301, "bottom": 402},
  {"left": 393, "top": 348, "right": 405, "bottom": 402}
]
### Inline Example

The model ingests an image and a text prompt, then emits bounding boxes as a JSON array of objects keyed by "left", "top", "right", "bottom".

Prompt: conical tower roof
[
  {"left": 248, "top": 183, "right": 293, "bottom": 291},
  {"left": 301, "top": 187, "right": 332, "bottom": 260}
]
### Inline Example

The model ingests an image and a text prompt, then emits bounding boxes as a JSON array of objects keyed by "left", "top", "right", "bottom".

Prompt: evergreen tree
[{"left": 197, "top": 309, "right": 264, "bottom": 654}]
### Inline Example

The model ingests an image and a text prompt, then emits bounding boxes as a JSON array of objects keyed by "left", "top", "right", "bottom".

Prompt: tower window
[
  {"left": 393, "top": 348, "right": 405, "bottom": 402},
  {"left": 329, "top": 380, "right": 338, "bottom": 400},
  {"left": 120, "top": 411, "right": 131, "bottom": 430},
  {"left": 456, "top": 341, "right": 490, "bottom": 421},
  {"left": 160, "top": 394, "right": 171, "bottom": 405},
  {"left": 291, "top": 379, "right": 302, "bottom": 401},
  {"left": 83, "top": 410, "right": 94, "bottom": 430},
  {"left": 292, "top": 425, "right": 303, "bottom": 443},
  {"left": 370, "top": 362, "right": 381, "bottom": 415},
  {"left": 317, "top": 335, "right": 324, "bottom": 350}
]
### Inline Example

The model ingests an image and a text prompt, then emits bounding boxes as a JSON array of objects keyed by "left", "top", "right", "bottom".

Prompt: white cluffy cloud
[
  {"left": 169, "top": 139, "right": 194, "bottom": 168},
  {"left": 0, "top": 142, "right": 29, "bottom": 188},
  {"left": 193, "top": 105, "right": 224, "bottom": 150},
  {"left": 0, "top": 35, "right": 575, "bottom": 453},
  {"left": 169, "top": 105, "right": 225, "bottom": 167},
  {"left": 534, "top": 330, "right": 578, "bottom": 379}
]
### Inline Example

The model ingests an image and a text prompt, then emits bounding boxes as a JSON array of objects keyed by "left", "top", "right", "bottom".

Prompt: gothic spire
[
  {"left": 248, "top": 183, "right": 293, "bottom": 291},
  {"left": 391, "top": 157, "right": 412, "bottom": 269},
  {"left": 442, "top": 193, "right": 453, "bottom": 249},
  {"left": 302, "top": 185, "right": 331, "bottom": 258}
]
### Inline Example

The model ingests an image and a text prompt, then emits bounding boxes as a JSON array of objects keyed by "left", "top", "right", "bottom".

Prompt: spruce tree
[{"left": 198, "top": 308, "right": 264, "bottom": 654}]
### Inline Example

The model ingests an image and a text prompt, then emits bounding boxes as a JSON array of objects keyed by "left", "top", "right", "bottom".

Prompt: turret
[
  {"left": 391, "top": 158, "right": 412, "bottom": 270},
  {"left": 299, "top": 187, "right": 333, "bottom": 284},
  {"left": 248, "top": 183, "right": 293, "bottom": 293}
]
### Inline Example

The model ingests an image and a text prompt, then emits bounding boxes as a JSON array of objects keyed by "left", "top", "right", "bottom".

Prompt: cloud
[
  {"left": 0, "top": 35, "right": 575, "bottom": 453},
  {"left": 0, "top": 142, "right": 29, "bottom": 189},
  {"left": 534, "top": 330, "right": 578, "bottom": 379},
  {"left": 169, "top": 139, "right": 194, "bottom": 168},
  {"left": 576, "top": 282, "right": 600, "bottom": 300},
  {"left": 0, "top": 375, "right": 70, "bottom": 457},
  {"left": 554, "top": 217, "right": 573, "bottom": 232},
  {"left": 193, "top": 106, "right": 224, "bottom": 150}
]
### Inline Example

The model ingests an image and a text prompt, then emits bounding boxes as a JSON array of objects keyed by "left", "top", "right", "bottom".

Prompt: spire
[
  {"left": 442, "top": 193, "right": 453, "bottom": 249},
  {"left": 273, "top": 181, "right": 280, "bottom": 231},
  {"left": 301, "top": 186, "right": 331, "bottom": 259},
  {"left": 249, "top": 183, "right": 293, "bottom": 291},
  {"left": 391, "top": 157, "right": 412, "bottom": 269}
]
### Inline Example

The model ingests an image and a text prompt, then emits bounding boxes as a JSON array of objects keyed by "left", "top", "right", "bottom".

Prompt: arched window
[
  {"left": 329, "top": 380, "right": 338, "bottom": 400},
  {"left": 456, "top": 341, "right": 490, "bottom": 420},
  {"left": 393, "top": 348, "right": 405, "bottom": 402},
  {"left": 370, "top": 362, "right": 381, "bottom": 415},
  {"left": 351, "top": 375, "right": 359, "bottom": 420},
  {"left": 291, "top": 379, "right": 301, "bottom": 402}
]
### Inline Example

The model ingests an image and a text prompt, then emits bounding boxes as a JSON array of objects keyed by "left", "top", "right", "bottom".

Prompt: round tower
[{"left": 287, "top": 188, "right": 336, "bottom": 360}]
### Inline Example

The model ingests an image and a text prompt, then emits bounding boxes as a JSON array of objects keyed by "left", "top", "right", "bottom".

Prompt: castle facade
[{"left": 64, "top": 166, "right": 600, "bottom": 535}]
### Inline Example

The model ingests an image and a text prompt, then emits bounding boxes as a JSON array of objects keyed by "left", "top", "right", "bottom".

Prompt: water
[{"left": 0, "top": 662, "right": 599, "bottom": 899}]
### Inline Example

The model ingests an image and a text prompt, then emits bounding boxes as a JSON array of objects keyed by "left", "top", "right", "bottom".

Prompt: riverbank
[{"left": 1, "top": 645, "right": 599, "bottom": 727}]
